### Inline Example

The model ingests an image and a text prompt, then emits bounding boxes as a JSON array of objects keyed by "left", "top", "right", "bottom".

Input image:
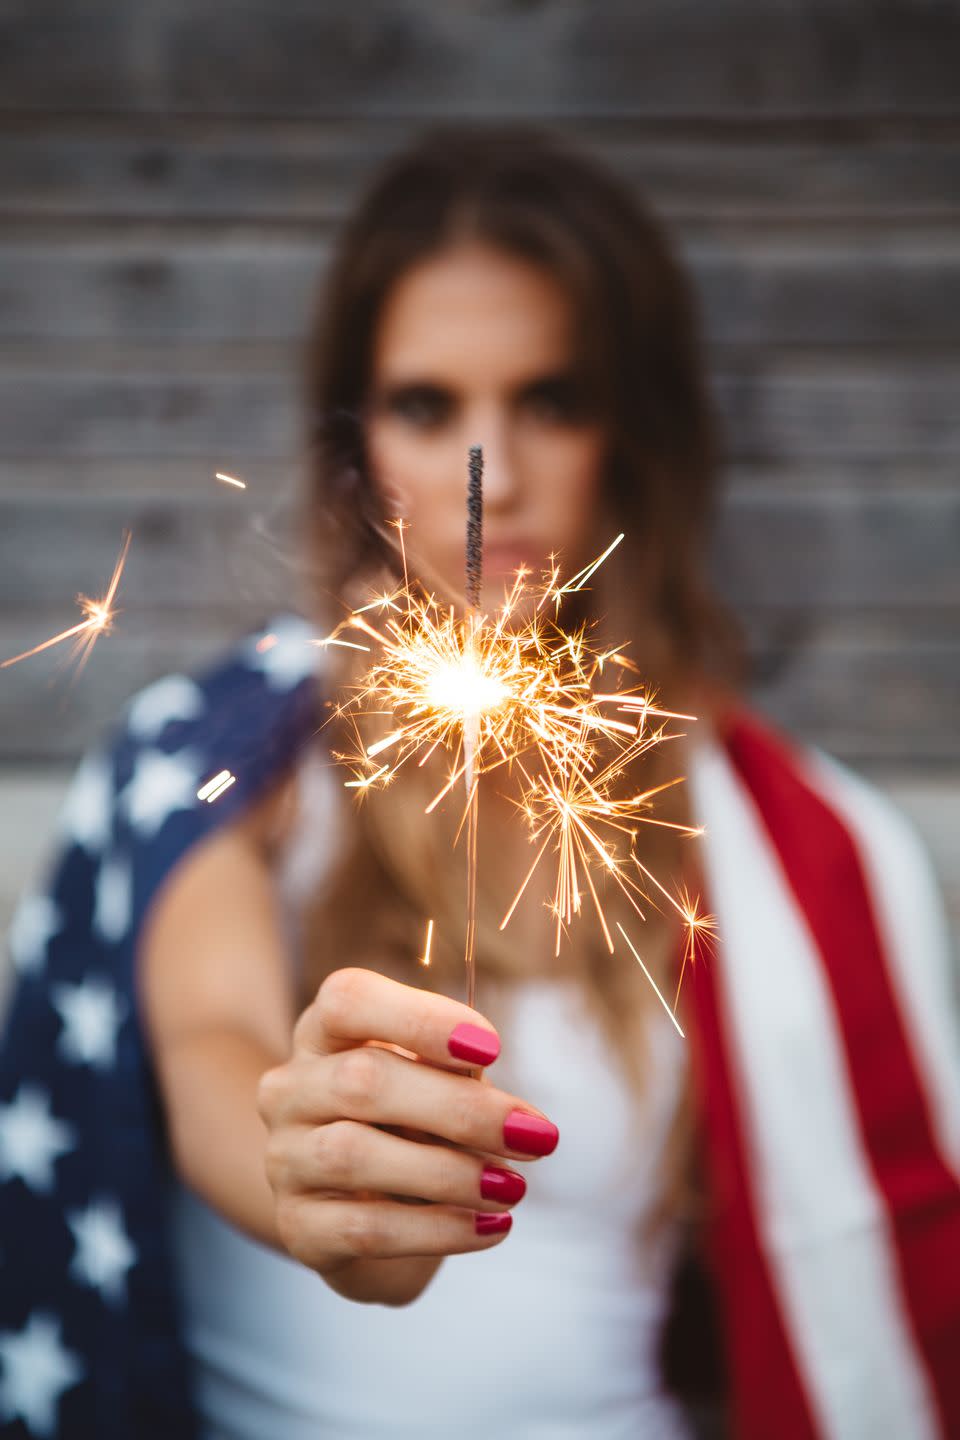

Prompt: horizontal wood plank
[
  {"left": 714, "top": 491, "right": 960, "bottom": 609},
  {"left": 1, "top": 2, "right": 958, "bottom": 119},
  {"left": 3, "top": 237, "right": 960, "bottom": 349},
  {"left": 1, "top": 490, "right": 957, "bottom": 613},
  {"left": 1, "top": 3, "right": 957, "bottom": 786},
  {"left": 750, "top": 642, "right": 960, "bottom": 763},
  {"left": 2, "top": 130, "right": 959, "bottom": 224},
  {"left": 5, "top": 456, "right": 958, "bottom": 502},
  {"left": 1, "top": 362, "right": 957, "bottom": 463},
  {"left": 0, "top": 371, "right": 297, "bottom": 457}
]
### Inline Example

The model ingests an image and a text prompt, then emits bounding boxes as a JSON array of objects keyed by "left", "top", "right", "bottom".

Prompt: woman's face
[{"left": 365, "top": 242, "right": 610, "bottom": 609}]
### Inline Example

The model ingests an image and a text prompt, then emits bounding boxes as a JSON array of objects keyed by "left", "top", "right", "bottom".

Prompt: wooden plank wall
[{"left": 0, "top": 1, "right": 957, "bottom": 781}]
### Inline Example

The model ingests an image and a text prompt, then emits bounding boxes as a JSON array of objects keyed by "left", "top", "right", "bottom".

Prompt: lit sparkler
[
  {"left": 323, "top": 450, "right": 710, "bottom": 1034},
  {"left": 1, "top": 531, "right": 132, "bottom": 673}
]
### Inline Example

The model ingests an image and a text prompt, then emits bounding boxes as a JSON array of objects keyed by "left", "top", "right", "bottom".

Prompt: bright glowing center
[{"left": 425, "top": 654, "right": 509, "bottom": 719}]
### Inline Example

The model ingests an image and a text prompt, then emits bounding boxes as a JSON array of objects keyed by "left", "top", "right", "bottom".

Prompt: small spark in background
[
  {"left": 615, "top": 924, "right": 686, "bottom": 1038},
  {"left": 344, "top": 763, "right": 390, "bottom": 790},
  {"left": 419, "top": 918, "right": 435, "bottom": 968},
  {"left": 197, "top": 769, "right": 237, "bottom": 803},
  {"left": 215, "top": 472, "right": 247, "bottom": 490},
  {"left": 1, "top": 531, "right": 132, "bottom": 673}
]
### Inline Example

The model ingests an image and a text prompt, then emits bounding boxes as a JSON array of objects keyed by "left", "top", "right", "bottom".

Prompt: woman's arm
[
  {"left": 137, "top": 792, "right": 296, "bottom": 1247},
  {"left": 137, "top": 787, "right": 443, "bottom": 1305}
]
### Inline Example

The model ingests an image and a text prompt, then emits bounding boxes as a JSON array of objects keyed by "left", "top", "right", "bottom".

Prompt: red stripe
[
  {"left": 724, "top": 709, "right": 960, "bottom": 1435},
  {"left": 688, "top": 924, "right": 821, "bottom": 1437}
]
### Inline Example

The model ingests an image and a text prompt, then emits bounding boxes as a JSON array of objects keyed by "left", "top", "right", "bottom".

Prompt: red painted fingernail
[
  {"left": 448, "top": 1022, "right": 500, "bottom": 1066},
  {"left": 503, "top": 1109, "right": 559, "bottom": 1156},
  {"left": 480, "top": 1165, "right": 526, "bottom": 1204},
  {"left": 475, "top": 1211, "right": 512, "bottom": 1236}
]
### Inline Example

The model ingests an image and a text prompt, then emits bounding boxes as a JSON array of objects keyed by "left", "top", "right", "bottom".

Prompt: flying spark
[
  {"left": 419, "top": 918, "right": 435, "bottom": 968},
  {"left": 1, "top": 531, "right": 132, "bottom": 673},
  {"left": 197, "top": 769, "right": 237, "bottom": 803}
]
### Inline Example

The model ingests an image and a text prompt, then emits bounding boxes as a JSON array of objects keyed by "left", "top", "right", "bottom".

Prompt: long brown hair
[
  {"left": 307, "top": 124, "right": 738, "bottom": 675},
  {"left": 299, "top": 124, "right": 741, "bottom": 1258}
]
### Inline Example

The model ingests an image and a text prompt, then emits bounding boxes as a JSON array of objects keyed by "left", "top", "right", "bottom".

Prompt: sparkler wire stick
[{"left": 463, "top": 446, "right": 484, "bottom": 1028}]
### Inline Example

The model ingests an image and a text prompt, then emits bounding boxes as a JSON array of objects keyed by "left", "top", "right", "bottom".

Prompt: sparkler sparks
[
  {"left": 324, "top": 464, "right": 711, "bottom": 1029},
  {"left": 215, "top": 471, "right": 247, "bottom": 490},
  {"left": 1, "top": 531, "right": 131, "bottom": 673}
]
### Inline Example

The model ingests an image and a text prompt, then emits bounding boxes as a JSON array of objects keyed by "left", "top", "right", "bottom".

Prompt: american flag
[
  {"left": 1, "top": 612, "right": 959, "bottom": 1438},
  {"left": 0, "top": 615, "right": 321, "bottom": 1438}
]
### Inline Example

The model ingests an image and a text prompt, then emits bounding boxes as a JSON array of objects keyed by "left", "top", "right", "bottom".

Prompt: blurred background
[{"left": 1, "top": 1, "right": 958, "bottom": 1008}]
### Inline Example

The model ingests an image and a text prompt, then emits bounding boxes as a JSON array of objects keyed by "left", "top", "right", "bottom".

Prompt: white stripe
[
  {"left": 688, "top": 736, "right": 940, "bottom": 1440},
  {"left": 806, "top": 749, "right": 960, "bottom": 1182}
]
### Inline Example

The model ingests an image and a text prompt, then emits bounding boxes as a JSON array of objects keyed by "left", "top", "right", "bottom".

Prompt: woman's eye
[
  {"left": 386, "top": 387, "right": 452, "bottom": 429},
  {"left": 520, "top": 379, "right": 588, "bottom": 424}
]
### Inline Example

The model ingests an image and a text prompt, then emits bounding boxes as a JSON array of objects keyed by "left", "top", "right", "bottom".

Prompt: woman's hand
[{"left": 256, "top": 966, "right": 559, "bottom": 1306}]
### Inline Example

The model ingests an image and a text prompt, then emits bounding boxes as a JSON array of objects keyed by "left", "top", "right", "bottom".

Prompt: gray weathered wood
[
  {"left": 2, "top": 364, "right": 958, "bottom": 462},
  {"left": 2, "top": 130, "right": 959, "bottom": 224},
  {"left": 715, "top": 491, "right": 960, "bottom": 609},
  {"left": 4, "top": 238, "right": 960, "bottom": 349},
  {"left": 0, "top": 371, "right": 297, "bottom": 457},
  {"left": 713, "top": 363, "right": 960, "bottom": 462},
  {"left": 3, "top": 455, "right": 958, "bottom": 501},
  {"left": 751, "top": 643, "right": 960, "bottom": 764},
  {"left": 1, "top": 2, "right": 958, "bottom": 119},
  {"left": 1, "top": 490, "right": 957, "bottom": 612},
  {"left": 1, "top": 1, "right": 958, "bottom": 779}
]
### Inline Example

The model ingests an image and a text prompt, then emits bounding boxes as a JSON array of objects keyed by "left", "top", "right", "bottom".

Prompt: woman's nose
[
  {"left": 469, "top": 427, "right": 521, "bottom": 513},
  {"left": 480, "top": 456, "right": 520, "bottom": 512}
]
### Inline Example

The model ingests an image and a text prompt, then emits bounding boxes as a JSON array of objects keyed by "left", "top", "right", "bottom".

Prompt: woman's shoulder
[
  {"left": 98, "top": 611, "right": 322, "bottom": 818},
  {"left": 6, "top": 613, "right": 326, "bottom": 981},
  {"left": 114, "top": 611, "right": 322, "bottom": 753}
]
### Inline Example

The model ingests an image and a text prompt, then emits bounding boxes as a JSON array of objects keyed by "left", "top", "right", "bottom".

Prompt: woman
[{"left": 1, "top": 125, "right": 958, "bottom": 1440}]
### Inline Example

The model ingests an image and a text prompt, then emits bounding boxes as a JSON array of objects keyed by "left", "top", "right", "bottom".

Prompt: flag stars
[
  {"left": 59, "top": 749, "right": 113, "bottom": 855},
  {"left": 118, "top": 749, "right": 201, "bottom": 838},
  {"left": 92, "top": 853, "right": 132, "bottom": 944},
  {"left": 8, "top": 895, "right": 62, "bottom": 977},
  {"left": 244, "top": 617, "right": 318, "bottom": 691},
  {"left": 0, "top": 1312, "right": 85, "bottom": 1439},
  {"left": 66, "top": 1197, "right": 136, "bottom": 1308},
  {"left": 50, "top": 977, "right": 125, "bottom": 1070},
  {"left": 126, "top": 674, "right": 205, "bottom": 741},
  {"left": 0, "top": 1084, "right": 76, "bottom": 1194}
]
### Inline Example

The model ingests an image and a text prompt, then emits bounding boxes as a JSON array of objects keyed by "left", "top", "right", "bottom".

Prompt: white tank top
[{"left": 170, "top": 748, "right": 694, "bottom": 1440}]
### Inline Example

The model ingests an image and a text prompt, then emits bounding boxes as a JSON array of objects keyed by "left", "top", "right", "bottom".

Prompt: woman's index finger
[{"left": 295, "top": 966, "right": 501, "bottom": 1073}]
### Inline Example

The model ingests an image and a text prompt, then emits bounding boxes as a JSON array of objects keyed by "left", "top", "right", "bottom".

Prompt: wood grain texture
[
  {"left": 1, "top": 2, "right": 958, "bottom": 118},
  {"left": 2, "top": 130, "right": 959, "bottom": 223},
  {"left": 0, "top": 1, "right": 957, "bottom": 772},
  {"left": 2, "top": 491, "right": 957, "bottom": 612},
  {"left": 2, "top": 363, "right": 958, "bottom": 462},
  {"left": 3, "top": 236, "right": 960, "bottom": 348}
]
